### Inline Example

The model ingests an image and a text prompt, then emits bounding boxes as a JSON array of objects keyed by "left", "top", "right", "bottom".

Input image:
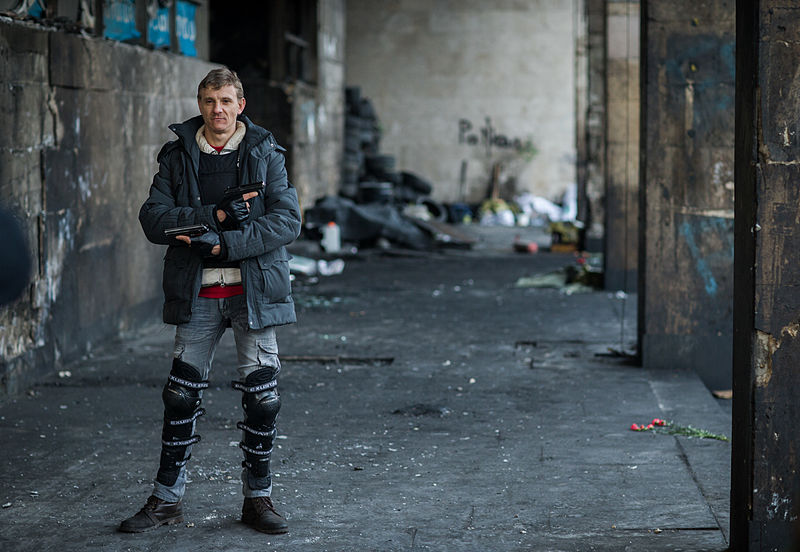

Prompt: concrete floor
[{"left": 0, "top": 230, "right": 731, "bottom": 551}]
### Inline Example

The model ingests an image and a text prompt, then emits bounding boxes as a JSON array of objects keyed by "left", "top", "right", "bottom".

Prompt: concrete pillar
[
  {"left": 732, "top": 1, "right": 800, "bottom": 549},
  {"left": 575, "top": 0, "right": 588, "bottom": 231},
  {"left": 604, "top": 0, "right": 639, "bottom": 292},
  {"left": 638, "top": 1, "right": 735, "bottom": 391},
  {"left": 581, "top": 0, "right": 606, "bottom": 252},
  {"left": 316, "top": 0, "right": 346, "bottom": 198}
]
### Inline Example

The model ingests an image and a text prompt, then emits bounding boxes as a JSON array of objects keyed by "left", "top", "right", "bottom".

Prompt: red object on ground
[{"left": 513, "top": 240, "right": 539, "bottom": 254}]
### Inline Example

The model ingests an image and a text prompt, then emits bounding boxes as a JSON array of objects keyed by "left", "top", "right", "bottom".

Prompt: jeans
[{"left": 152, "top": 294, "right": 280, "bottom": 502}]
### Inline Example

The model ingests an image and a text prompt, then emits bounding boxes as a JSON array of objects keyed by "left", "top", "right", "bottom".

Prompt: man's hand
[
  {"left": 216, "top": 191, "right": 259, "bottom": 224},
  {"left": 176, "top": 231, "right": 221, "bottom": 257}
]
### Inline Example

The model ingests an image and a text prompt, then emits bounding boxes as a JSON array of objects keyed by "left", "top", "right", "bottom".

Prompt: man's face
[{"left": 197, "top": 85, "right": 245, "bottom": 136}]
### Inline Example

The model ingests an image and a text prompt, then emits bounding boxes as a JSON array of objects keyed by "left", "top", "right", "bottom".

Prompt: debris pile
[
  {"left": 305, "top": 87, "right": 580, "bottom": 253},
  {"left": 514, "top": 253, "right": 604, "bottom": 294},
  {"left": 340, "top": 87, "right": 437, "bottom": 210},
  {"left": 305, "top": 87, "right": 460, "bottom": 251}
]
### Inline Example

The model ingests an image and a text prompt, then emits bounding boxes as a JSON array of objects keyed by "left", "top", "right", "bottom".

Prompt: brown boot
[
  {"left": 118, "top": 495, "right": 184, "bottom": 533},
  {"left": 241, "top": 496, "right": 289, "bottom": 534}
]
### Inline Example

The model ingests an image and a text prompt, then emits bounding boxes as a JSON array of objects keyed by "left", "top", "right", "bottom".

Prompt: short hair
[{"left": 197, "top": 67, "right": 244, "bottom": 100}]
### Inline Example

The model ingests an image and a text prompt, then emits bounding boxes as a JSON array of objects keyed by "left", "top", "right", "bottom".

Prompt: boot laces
[
  {"left": 252, "top": 496, "right": 278, "bottom": 515},
  {"left": 142, "top": 495, "right": 162, "bottom": 512}
]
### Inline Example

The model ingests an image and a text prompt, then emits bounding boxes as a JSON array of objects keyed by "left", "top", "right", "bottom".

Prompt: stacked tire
[
  {"left": 342, "top": 87, "right": 381, "bottom": 199},
  {"left": 342, "top": 86, "right": 443, "bottom": 218}
]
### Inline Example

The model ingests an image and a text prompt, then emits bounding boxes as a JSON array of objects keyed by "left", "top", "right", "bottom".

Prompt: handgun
[
  {"left": 164, "top": 223, "right": 210, "bottom": 239},
  {"left": 222, "top": 181, "right": 264, "bottom": 202}
]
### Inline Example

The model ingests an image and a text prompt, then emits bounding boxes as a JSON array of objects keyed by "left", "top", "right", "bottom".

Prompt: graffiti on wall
[
  {"left": 458, "top": 117, "right": 535, "bottom": 156},
  {"left": 678, "top": 215, "right": 734, "bottom": 298}
]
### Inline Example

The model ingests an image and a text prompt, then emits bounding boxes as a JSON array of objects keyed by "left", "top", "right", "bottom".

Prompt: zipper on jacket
[{"left": 236, "top": 148, "right": 242, "bottom": 185}]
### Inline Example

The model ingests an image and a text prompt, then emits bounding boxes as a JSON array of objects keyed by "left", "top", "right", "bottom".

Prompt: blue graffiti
[
  {"left": 679, "top": 217, "right": 734, "bottom": 297},
  {"left": 664, "top": 34, "right": 736, "bottom": 116}
]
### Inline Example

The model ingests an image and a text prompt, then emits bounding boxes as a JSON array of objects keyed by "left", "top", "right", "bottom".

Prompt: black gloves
[
  {"left": 215, "top": 195, "right": 250, "bottom": 230},
  {"left": 191, "top": 230, "right": 221, "bottom": 258}
]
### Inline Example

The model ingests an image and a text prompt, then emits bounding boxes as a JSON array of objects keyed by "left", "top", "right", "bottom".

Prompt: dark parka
[{"left": 139, "top": 115, "right": 301, "bottom": 329}]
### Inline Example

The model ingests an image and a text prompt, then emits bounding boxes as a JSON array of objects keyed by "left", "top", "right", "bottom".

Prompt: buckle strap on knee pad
[
  {"left": 157, "top": 359, "right": 207, "bottom": 487},
  {"left": 162, "top": 435, "right": 202, "bottom": 447},
  {"left": 233, "top": 367, "right": 281, "bottom": 484},
  {"left": 167, "top": 408, "right": 206, "bottom": 427},
  {"left": 169, "top": 374, "right": 209, "bottom": 390},
  {"left": 231, "top": 365, "right": 280, "bottom": 394},
  {"left": 240, "top": 442, "right": 273, "bottom": 456},
  {"left": 237, "top": 422, "right": 277, "bottom": 437},
  {"left": 231, "top": 379, "right": 277, "bottom": 393}
]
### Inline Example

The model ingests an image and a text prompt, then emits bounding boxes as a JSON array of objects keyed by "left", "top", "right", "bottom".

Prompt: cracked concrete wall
[
  {"left": 290, "top": 0, "right": 346, "bottom": 205},
  {"left": 345, "top": 0, "right": 577, "bottom": 204},
  {"left": 638, "top": 1, "right": 735, "bottom": 391},
  {"left": 0, "top": 18, "right": 215, "bottom": 398}
]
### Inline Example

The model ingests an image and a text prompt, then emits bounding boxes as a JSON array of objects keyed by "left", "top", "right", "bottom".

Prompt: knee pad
[
  {"left": 157, "top": 359, "right": 209, "bottom": 486},
  {"left": 232, "top": 367, "right": 281, "bottom": 484},
  {"left": 162, "top": 359, "right": 207, "bottom": 421}
]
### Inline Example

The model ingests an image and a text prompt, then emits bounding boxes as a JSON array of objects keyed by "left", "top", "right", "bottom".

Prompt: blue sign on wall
[
  {"left": 147, "top": 6, "right": 170, "bottom": 49},
  {"left": 176, "top": 1, "right": 197, "bottom": 57},
  {"left": 104, "top": 0, "right": 141, "bottom": 42}
]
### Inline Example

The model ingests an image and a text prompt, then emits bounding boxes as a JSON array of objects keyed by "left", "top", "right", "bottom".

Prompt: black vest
[
  {"left": 199, "top": 151, "right": 239, "bottom": 269},
  {"left": 199, "top": 151, "right": 238, "bottom": 205}
]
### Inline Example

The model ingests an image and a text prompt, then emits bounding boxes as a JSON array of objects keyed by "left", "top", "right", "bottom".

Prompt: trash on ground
[
  {"left": 515, "top": 192, "right": 573, "bottom": 224},
  {"left": 403, "top": 203, "right": 432, "bottom": 220},
  {"left": 288, "top": 256, "right": 317, "bottom": 276},
  {"left": 318, "top": 259, "right": 345, "bottom": 276},
  {"left": 514, "top": 266, "right": 597, "bottom": 295},
  {"left": 515, "top": 271, "right": 570, "bottom": 289},
  {"left": 320, "top": 221, "right": 341, "bottom": 253},
  {"left": 549, "top": 221, "right": 582, "bottom": 252},
  {"left": 338, "top": 85, "right": 449, "bottom": 249},
  {"left": 478, "top": 198, "right": 516, "bottom": 227},
  {"left": 513, "top": 235, "right": 539, "bottom": 254},
  {"left": 408, "top": 218, "right": 476, "bottom": 248},
  {"left": 289, "top": 255, "right": 345, "bottom": 277},
  {"left": 304, "top": 195, "right": 431, "bottom": 250}
]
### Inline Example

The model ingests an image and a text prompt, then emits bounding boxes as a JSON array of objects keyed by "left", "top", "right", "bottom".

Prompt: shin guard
[
  {"left": 232, "top": 367, "right": 281, "bottom": 490},
  {"left": 156, "top": 359, "right": 208, "bottom": 486}
]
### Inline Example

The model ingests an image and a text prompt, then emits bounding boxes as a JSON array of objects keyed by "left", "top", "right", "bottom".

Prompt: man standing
[{"left": 119, "top": 68, "right": 301, "bottom": 535}]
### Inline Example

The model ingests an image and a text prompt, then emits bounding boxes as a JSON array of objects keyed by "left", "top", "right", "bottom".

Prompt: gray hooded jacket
[{"left": 139, "top": 115, "right": 301, "bottom": 329}]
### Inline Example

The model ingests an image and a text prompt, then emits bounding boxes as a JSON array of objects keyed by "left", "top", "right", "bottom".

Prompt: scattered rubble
[
  {"left": 320, "top": 86, "right": 582, "bottom": 253},
  {"left": 289, "top": 255, "right": 345, "bottom": 278},
  {"left": 515, "top": 254, "right": 604, "bottom": 294}
]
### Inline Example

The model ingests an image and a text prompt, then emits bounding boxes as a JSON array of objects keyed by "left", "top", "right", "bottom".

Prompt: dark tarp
[{"left": 304, "top": 196, "right": 431, "bottom": 250}]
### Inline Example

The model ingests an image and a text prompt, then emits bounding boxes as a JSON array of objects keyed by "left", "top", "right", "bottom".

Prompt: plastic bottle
[{"left": 321, "top": 221, "right": 341, "bottom": 253}]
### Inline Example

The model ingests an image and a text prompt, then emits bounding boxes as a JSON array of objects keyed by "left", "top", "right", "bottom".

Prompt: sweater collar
[{"left": 195, "top": 121, "right": 246, "bottom": 154}]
